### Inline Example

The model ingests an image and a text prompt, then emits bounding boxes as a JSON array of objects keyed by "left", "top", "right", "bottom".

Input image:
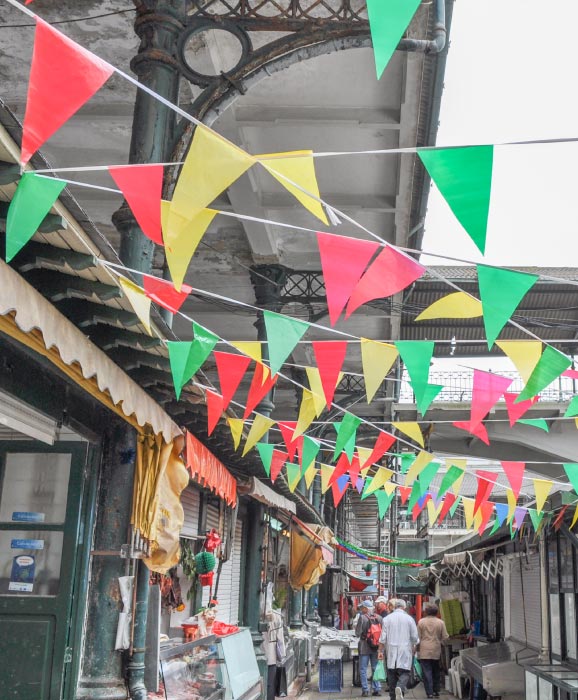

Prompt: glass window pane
[
  {"left": 0, "top": 453, "right": 71, "bottom": 524},
  {"left": 540, "top": 678, "right": 554, "bottom": 700},
  {"left": 565, "top": 594, "right": 577, "bottom": 661},
  {"left": 551, "top": 594, "right": 562, "bottom": 657},
  {"left": 0, "top": 530, "right": 63, "bottom": 596},
  {"left": 559, "top": 537, "right": 574, "bottom": 590},
  {"left": 549, "top": 537, "right": 560, "bottom": 592},
  {"left": 526, "top": 672, "right": 538, "bottom": 700}
]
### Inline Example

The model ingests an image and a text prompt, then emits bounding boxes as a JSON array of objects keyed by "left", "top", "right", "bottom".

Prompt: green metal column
[
  {"left": 114, "top": 0, "right": 187, "bottom": 277},
  {"left": 76, "top": 425, "right": 137, "bottom": 700},
  {"left": 290, "top": 589, "right": 303, "bottom": 629}
]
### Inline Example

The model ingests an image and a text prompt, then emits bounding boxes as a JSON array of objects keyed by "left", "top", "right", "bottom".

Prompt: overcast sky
[{"left": 421, "top": 0, "right": 578, "bottom": 268}]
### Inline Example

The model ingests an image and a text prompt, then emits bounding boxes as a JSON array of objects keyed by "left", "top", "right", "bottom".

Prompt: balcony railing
[{"left": 398, "top": 369, "right": 576, "bottom": 404}]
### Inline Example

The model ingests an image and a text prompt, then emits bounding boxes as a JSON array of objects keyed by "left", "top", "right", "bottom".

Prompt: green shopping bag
[{"left": 373, "top": 661, "right": 387, "bottom": 682}]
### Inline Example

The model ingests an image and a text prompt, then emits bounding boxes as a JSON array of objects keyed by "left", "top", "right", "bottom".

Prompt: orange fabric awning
[{"left": 185, "top": 431, "right": 237, "bottom": 507}]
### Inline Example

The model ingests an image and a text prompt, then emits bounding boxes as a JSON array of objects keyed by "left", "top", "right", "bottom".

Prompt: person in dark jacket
[{"left": 356, "top": 600, "right": 383, "bottom": 697}]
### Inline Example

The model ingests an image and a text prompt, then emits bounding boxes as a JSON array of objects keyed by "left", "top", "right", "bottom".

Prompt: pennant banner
[
  {"left": 333, "top": 414, "right": 362, "bottom": 461},
  {"left": 438, "top": 465, "right": 465, "bottom": 499},
  {"left": 321, "top": 464, "right": 334, "bottom": 494},
  {"left": 244, "top": 363, "right": 278, "bottom": 419},
  {"left": 393, "top": 421, "right": 424, "bottom": 448},
  {"left": 110, "top": 165, "right": 164, "bottom": 245},
  {"left": 214, "top": 351, "right": 252, "bottom": 410},
  {"left": 21, "top": 18, "right": 114, "bottom": 165},
  {"left": 142, "top": 275, "right": 192, "bottom": 314},
  {"left": 418, "top": 145, "right": 494, "bottom": 255},
  {"left": 532, "top": 479, "right": 553, "bottom": 514},
  {"left": 242, "top": 415, "right": 275, "bottom": 456},
  {"left": 256, "top": 442, "right": 275, "bottom": 477},
  {"left": 359, "top": 432, "right": 396, "bottom": 469},
  {"left": 226, "top": 417, "right": 244, "bottom": 451},
  {"left": 119, "top": 278, "right": 152, "bottom": 335},
  {"left": 366, "top": 0, "right": 421, "bottom": 80},
  {"left": 516, "top": 346, "right": 571, "bottom": 402},
  {"left": 502, "top": 461, "right": 526, "bottom": 499},
  {"left": 317, "top": 232, "right": 379, "bottom": 326},
  {"left": 415, "top": 292, "right": 483, "bottom": 321},
  {"left": 206, "top": 389, "right": 224, "bottom": 436},
  {"left": 504, "top": 393, "right": 539, "bottom": 426},
  {"left": 496, "top": 340, "right": 542, "bottom": 383},
  {"left": 312, "top": 341, "right": 348, "bottom": 408},
  {"left": 6, "top": 173, "right": 66, "bottom": 262},
  {"left": 305, "top": 366, "right": 329, "bottom": 416},
  {"left": 230, "top": 341, "right": 262, "bottom": 365},
  {"left": 360, "top": 338, "right": 399, "bottom": 403},
  {"left": 263, "top": 310, "right": 309, "bottom": 376},
  {"left": 294, "top": 389, "right": 318, "bottom": 439}
]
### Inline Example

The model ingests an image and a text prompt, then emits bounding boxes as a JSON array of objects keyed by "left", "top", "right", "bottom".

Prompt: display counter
[{"left": 148, "top": 629, "right": 262, "bottom": 700}]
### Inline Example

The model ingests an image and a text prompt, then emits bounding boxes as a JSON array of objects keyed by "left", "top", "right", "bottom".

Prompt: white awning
[
  {"left": 243, "top": 476, "right": 296, "bottom": 514},
  {"left": 0, "top": 259, "right": 181, "bottom": 442}
]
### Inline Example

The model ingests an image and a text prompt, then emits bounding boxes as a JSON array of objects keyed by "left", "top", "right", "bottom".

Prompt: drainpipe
[
  {"left": 127, "top": 559, "right": 150, "bottom": 700},
  {"left": 400, "top": 0, "right": 447, "bottom": 55},
  {"left": 538, "top": 532, "right": 550, "bottom": 662}
]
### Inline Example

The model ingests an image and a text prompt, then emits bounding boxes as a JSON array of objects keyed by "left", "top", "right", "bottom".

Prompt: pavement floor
[{"left": 291, "top": 660, "right": 458, "bottom": 700}]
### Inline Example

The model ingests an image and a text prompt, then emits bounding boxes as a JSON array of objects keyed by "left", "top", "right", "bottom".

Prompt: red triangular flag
[
  {"left": 437, "top": 493, "right": 457, "bottom": 525},
  {"left": 501, "top": 461, "right": 526, "bottom": 499},
  {"left": 206, "top": 389, "right": 224, "bottom": 436},
  {"left": 317, "top": 232, "right": 379, "bottom": 326},
  {"left": 504, "top": 392, "right": 539, "bottom": 427},
  {"left": 213, "top": 352, "right": 252, "bottom": 410},
  {"left": 470, "top": 370, "right": 513, "bottom": 425},
  {"left": 563, "top": 369, "right": 578, "bottom": 380},
  {"left": 360, "top": 432, "right": 396, "bottom": 469},
  {"left": 346, "top": 245, "right": 425, "bottom": 318},
  {"left": 398, "top": 485, "right": 412, "bottom": 505},
  {"left": 270, "top": 450, "right": 289, "bottom": 483},
  {"left": 412, "top": 494, "right": 431, "bottom": 521},
  {"left": 21, "top": 19, "right": 114, "bottom": 165},
  {"left": 478, "top": 501, "right": 495, "bottom": 535},
  {"left": 142, "top": 275, "right": 192, "bottom": 313},
  {"left": 278, "top": 422, "right": 303, "bottom": 462},
  {"left": 474, "top": 470, "right": 498, "bottom": 513},
  {"left": 348, "top": 454, "right": 361, "bottom": 486},
  {"left": 453, "top": 420, "right": 490, "bottom": 445},
  {"left": 553, "top": 505, "right": 569, "bottom": 531},
  {"left": 332, "top": 474, "right": 349, "bottom": 506},
  {"left": 110, "top": 165, "right": 164, "bottom": 245},
  {"left": 312, "top": 341, "right": 348, "bottom": 408},
  {"left": 244, "top": 363, "right": 278, "bottom": 419},
  {"left": 329, "top": 453, "right": 352, "bottom": 486}
]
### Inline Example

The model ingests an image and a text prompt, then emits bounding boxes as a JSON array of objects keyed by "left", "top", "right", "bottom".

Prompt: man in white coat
[{"left": 377, "top": 599, "right": 419, "bottom": 700}]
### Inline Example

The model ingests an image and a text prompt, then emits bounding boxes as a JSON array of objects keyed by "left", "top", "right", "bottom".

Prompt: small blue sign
[
  {"left": 11, "top": 539, "right": 44, "bottom": 550},
  {"left": 12, "top": 512, "right": 45, "bottom": 523}
]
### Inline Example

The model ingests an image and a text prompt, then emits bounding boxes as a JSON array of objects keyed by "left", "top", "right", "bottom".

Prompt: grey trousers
[{"left": 387, "top": 668, "right": 410, "bottom": 700}]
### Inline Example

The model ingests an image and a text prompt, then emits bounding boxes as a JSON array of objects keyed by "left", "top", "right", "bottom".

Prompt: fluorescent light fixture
[{"left": 0, "top": 389, "right": 57, "bottom": 444}]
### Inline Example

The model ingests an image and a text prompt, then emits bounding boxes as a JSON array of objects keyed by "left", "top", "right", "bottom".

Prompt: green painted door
[{"left": 0, "top": 442, "right": 88, "bottom": 700}]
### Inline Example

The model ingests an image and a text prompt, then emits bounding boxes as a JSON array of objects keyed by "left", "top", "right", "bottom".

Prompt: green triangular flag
[
  {"left": 489, "top": 517, "right": 502, "bottom": 535},
  {"left": 407, "top": 480, "right": 422, "bottom": 511},
  {"left": 167, "top": 340, "right": 194, "bottom": 400},
  {"left": 300, "top": 435, "right": 321, "bottom": 474},
  {"left": 438, "top": 466, "right": 464, "bottom": 499},
  {"left": 528, "top": 508, "right": 544, "bottom": 533},
  {"left": 418, "top": 461, "right": 440, "bottom": 496},
  {"left": 418, "top": 146, "right": 494, "bottom": 255},
  {"left": 366, "top": 0, "right": 421, "bottom": 80},
  {"left": 563, "top": 464, "right": 578, "bottom": 493},
  {"left": 256, "top": 442, "right": 275, "bottom": 477},
  {"left": 263, "top": 310, "right": 309, "bottom": 376},
  {"left": 401, "top": 453, "right": 416, "bottom": 475},
  {"left": 395, "top": 341, "right": 434, "bottom": 394},
  {"left": 516, "top": 346, "right": 571, "bottom": 402},
  {"left": 417, "top": 383, "right": 444, "bottom": 415},
  {"left": 477, "top": 265, "right": 538, "bottom": 348},
  {"left": 564, "top": 395, "right": 578, "bottom": 418},
  {"left": 286, "top": 462, "right": 302, "bottom": 492},
  {"left": 333, "top": 414, "right": 362, "bottom": 461},
  {"left": 360, "top": 476, "right": 373, "bottom": 501},
  {"left": 517, "top": 418, "right": 550, "bottom": 432},
  {"left": 185, "top": 321, "right": 219, "bottom": 380},
  {"left": 375, "top": 489, "right": 395, "bottom": 520},
  {"left": 449, "top": 495, "right": 461, "bottom": 518},
  {"left": 6, "top": 173, "right": 66, "bottom": 262}
]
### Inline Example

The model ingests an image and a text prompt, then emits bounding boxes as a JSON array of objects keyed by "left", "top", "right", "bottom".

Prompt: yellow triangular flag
[
  {"left": 171, "top": 125, "right": 256, "bottom": 220},
  {"left": 571, "top": 505, "right": 578, "bottom": 530},
  {"left": 357, "top": 446, "right": 374, "bottom": 471},
  {"left": 258, "top": 150, "right": 328, "bottom": 225},
  {"left": 287, "top": 463, "right": 302, "bottom": 493},
  {"left": 161, "top": 202, "right": 218, "bottom": 291},
  {"left": 119, "top": 277, "right": 152, "bottom": 335},
  {"left": 506, "top": 488, "right": 517, "bottom": 523},
  {"left": 305, "top": 366, "right": 327, "bottom": 416},
  {"left": 230, "top": 341, "right": 262, "bottom": 365},
  {"left": 575, "top": 418, "right": 578, "bottom": 430},
  {"left": 415, "top": 292, "right": 482, "bottom": 321},
  {"left": 427, "top": 500, "right": 443, "bottom": 527},
  {"left": 496, "top": 340, "right": 543, "bottom": 383},
  {"left": 532, "top": 478, "right": 553, "bottom": 513},
  {"left": 473, "top": 507, "right": 483, "bottom": 530},
  {"left": 445, "top": 459, "right": 467, "bottom": 496},
  {"left": 304, "top": 464, "right": 318, "bottom": 489},
  {"left": 360, "top": 338, "right": 399, "bottom": 403},
  {"left": 320, "top": 464, "right": 334, "bottom": 494},
  {"left": 226, "top": 417, "right": 244, "bottom": 451},
  {"left": 364, "top": 467, "right": 394, "bottom": 496},
  {"left": 393, "top": 421, "right": 424, "bottom": 448},
  {"left": 462, "top": 497, "right": 475, "bottom": 529},
  {"left": 404, "top": 450, "right": 434, "bottom": 486},
  {"left": 242, "top": 414, "right": 276, "bottom": 456},
  {"left": 383, "top": 481, "right": 396, "bottom": 496},
  {"left": 294, "top": 389, "right": 318, "bottom": 438}
]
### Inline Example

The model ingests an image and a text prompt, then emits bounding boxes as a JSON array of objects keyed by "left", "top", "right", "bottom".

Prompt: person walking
[
  {"left": 355, "top": 600, "right": 383, "bottom": 697},
  {"left": 374, "top": 596, "right": 389, "bottom": 618},
  {"left": 417, "top": 604, "right": 448, "bottom": 698},
  {"left": 378, "top": 599, "right": 419, "bottom": 700}
]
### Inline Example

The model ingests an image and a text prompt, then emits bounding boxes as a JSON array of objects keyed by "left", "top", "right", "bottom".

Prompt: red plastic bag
[{"left": 212, "top": 620, "right": 240, "bottom": 637}]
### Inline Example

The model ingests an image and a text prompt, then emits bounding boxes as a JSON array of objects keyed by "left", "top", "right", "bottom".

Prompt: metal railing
[{"left": 398, "top": 369, "right": 576, "bottom": 404}]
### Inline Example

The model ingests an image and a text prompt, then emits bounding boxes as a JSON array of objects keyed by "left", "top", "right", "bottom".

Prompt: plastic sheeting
[
  {"left": 289, "top": 523, "right": 334, "bottom": 591},
  {"left": 243, "top": 476, "right": 296, "bottom": 514}
]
